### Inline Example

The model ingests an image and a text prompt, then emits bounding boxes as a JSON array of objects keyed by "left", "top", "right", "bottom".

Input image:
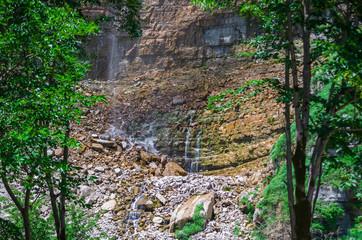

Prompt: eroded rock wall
[{"left": 88, "top": 0, "right": 255, "bottom": 80}]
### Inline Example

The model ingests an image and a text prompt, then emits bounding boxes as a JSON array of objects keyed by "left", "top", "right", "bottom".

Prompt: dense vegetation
[
  {"left": 194, "top": 0, "right": 361, "bottom": 239},
  {"left": 0, "top": 0, "right": 142, "bottom": 239}
]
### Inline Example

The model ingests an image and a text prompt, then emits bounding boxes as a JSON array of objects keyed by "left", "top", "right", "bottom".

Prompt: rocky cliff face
[
  {"left": 83, "top": 0, "right": 282, "bottom": 174},
  {"left": 87, "top": 0, "right": 255, "bottom": 80}
]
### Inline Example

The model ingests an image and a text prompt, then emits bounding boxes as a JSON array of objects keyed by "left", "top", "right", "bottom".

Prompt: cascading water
[
  {"left": 184, "top": 116, "right": 193, "bottom": 172},
  {"left": 191, "top": 129, "right": 202, "bottom": 173},
  {"left": 184, "top": 128, "right": 191, "bottom": 171},
  {"left": 124, "top": 185, "right": 146, "bottom": 236},
  {"left": 107, "top": 32, "right": 117, "bottom": 81},
  {"left": 106, "top": 120, "right": 159, "bottom": 155},
  {"left": 135, "top": 121, "right": 158, "bottom": 155}
]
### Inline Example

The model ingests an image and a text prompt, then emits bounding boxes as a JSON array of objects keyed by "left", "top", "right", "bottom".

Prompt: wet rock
[
  {"left": 100, "top": 134, "right": 110, "bottom": 140},
  {"left": 121, "top": 141, "right": 128, "bottom": 150},
  {"left": 170, "top": 193, "right": 216, "bottom": 232},
  {"left": 162, "top": 162, "right": 188, "bottom": 177},
  {"left": 135, "top": 197, "right": 154, "bottom": 211},
  {"left": 101, "top": 200, "right": 117, "bottom": 211}
]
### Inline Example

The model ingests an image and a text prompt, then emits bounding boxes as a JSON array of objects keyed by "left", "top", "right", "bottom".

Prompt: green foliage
[
  {"left": 312, "top": 201, "right": 344, "bottom": 235},
  {"left": 323, "top": 144, "right": 362, "bottom": 200},
  {"left": 206, "top": 79, "right": 279, "bottom": 111},
  {"left": 235, "top": 52, "right": 256, "bottom": 58},
  {"left": 239, "top": 196, "right": 255, "bottom": 220},
  {"left": 176, "top": 204, "right": 206, "bottom": 240},
  {"left": 0, "top": 196, "right": 106, "bottom": 240},
  {"left": 1, "top": 196, "right": 53, "bottom": 239},
  {"left": 233, "top": 226, "right": 239, "bottom": 236},
  {"left": 65, "top": 203, "right": 107, "bottom": 240},
  {"left": 342, "top": 216, "right": 362, "bottom": 240},
  {"left": 0, "top": 217, "right": 23, "bottom": 240}
]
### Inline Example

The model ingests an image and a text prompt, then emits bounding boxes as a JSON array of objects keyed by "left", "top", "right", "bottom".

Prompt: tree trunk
[
  {"left": 59, "top": 194, "right": 66, "bottom": 240},
  {"left": 21, "top": 208, "right": 31, "bottom": 240},
  {"left": 47, "top": 176, "right": 61, "bottom": 239},
  {"left": 1, "top": 173, "right": 33, "bottom": 240},
  {"left": 59, "top": 121, "right": 70, "bottom": 240},
  {"left": 284, "top": 48, "right": 296, "bottom": 240}
]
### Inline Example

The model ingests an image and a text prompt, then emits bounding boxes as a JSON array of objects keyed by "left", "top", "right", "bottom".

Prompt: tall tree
[
  {"left": 193, "top": 0, "right": 361, "bottom": 239},
  {"left": 0, "top": 0, "right": 142, "bottom": 239}
]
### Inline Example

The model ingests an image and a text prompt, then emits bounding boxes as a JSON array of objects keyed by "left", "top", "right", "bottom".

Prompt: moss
[{"left": 223, "top": 186, "right": 233, "bottom": 191}]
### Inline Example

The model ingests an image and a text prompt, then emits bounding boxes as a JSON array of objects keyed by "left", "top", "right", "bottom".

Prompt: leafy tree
[
  {"left": 193, "top": 0, "right": 361, "bottom": 239},
  {"left": 0, "top": 0, "right": 142, "bottom": 239}
]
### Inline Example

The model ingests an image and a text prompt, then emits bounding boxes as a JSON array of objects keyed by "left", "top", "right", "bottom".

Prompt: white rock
[
  {"left": 101, "top": 200, "right": 117, "bottom": 211},
  {"left": 153, "top": 217, "right": 163, "bottom": 225},
  {"left": 114, "top": 168, "right": 121, "bottom": 175}
]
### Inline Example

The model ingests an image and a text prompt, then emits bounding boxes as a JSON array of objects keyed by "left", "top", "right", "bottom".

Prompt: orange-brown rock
[{"left": 162, "top": 162, "right": 188, "bottom": 177}]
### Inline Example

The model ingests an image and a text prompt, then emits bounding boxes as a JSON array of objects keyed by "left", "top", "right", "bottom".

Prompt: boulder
[
  {"left": 101, "top": 200, "right": 117, "bottom": 211},
  {"left": 169, "top": 193, "right": 215, "bottom": 232},
  {"left": 162, "top": 162, "right": 188, "bottom": 177},
  {"left": 140, "top": 151, "right": 152, "bottom": 163},
  {"left": 92, "top": 139, "right": 116, "bottom": 148}
]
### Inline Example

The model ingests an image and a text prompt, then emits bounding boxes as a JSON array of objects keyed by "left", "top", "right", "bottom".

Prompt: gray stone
[
  {"left": 95, "top": 166, "right": 105, "bottom": 172},
  {"left": 79, "top": 185, "right": 92, "bottom": 198},
  {"left": 172, "top": 97, "right": 186, "bottom": 105}
]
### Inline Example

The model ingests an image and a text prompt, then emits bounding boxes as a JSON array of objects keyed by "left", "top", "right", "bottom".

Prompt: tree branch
[{"left": 1, "top": 172, "right": 24, "bottom": 212}]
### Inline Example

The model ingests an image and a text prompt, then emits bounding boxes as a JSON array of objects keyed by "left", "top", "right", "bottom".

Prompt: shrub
[
  {"left": 176, "top": 204, "right": 206, "bottom": 240},
  {"left": 312, "top": 201, "right": 344, "bottom": 235}
]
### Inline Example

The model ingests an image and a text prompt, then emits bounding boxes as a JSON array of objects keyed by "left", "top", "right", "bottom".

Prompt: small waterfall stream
[
  {"left": 184, "top": 114, "right": 202, "bottom": 173},
  {"left": 107, "top": 32, "right": 117, "bottom": 81},
  {"left": 191, "top": 129, "right": 202, "bottom": 173},
  {"left": 184, "top": 127, "right": 191, "bottom": 171},
  {"left": 124, "top": 185, "right": 146, "bottom": 236},
  {"left": 136, "top": 121, "right": 158, "bottom": 155}
]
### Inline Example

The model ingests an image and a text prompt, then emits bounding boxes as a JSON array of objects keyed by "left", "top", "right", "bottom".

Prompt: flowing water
[
  {"left": 124, "top": 185, "right": 146, "bottom": 236},
  {"left": 107, "top": 32, "right": 118, "bottom": 81},
  {"left": 191, "top": 129, "right": 202, "bottom": 173}
]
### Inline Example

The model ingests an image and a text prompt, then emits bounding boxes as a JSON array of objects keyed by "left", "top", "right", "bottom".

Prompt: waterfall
[
  {"left": 125, "top": 185, "right": 146, "bottom": 236},
  {"left": 136, "top": 121, "right": 158, "bottom": 155},
  {"left": 184, "top": 128, "right": 191, "bottom": 171},
  {"left": 106, "top": 121, "right": 159, "bottom": 154},
  {"left": 107, "top": 32, "right": 117, "bottom": 81},
  {"left": 191, "top": 129, "right": 202, "bottom": 173}
]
